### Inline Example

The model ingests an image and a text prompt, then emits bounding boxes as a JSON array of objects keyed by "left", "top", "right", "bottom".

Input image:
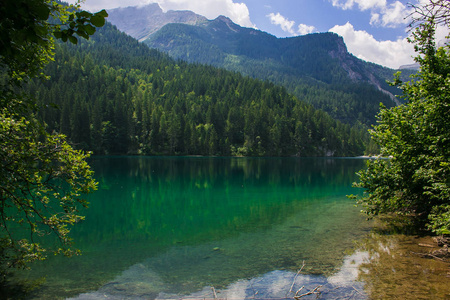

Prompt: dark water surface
[{"left": 15, "top": 157, "right": 379, "bottom": 299}]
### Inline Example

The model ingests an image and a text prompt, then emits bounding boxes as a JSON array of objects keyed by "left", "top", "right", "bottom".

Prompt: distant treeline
[{"left": 28, "top": 23, "right": 369, "bottom": 156}]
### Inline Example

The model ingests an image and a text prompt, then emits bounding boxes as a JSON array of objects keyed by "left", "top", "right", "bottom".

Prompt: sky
[{"left": 70, "top": 0, "right": 448, "bottom": 69}]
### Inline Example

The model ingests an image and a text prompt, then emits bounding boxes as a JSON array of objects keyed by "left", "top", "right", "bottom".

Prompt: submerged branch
[
  {"left": 287, "top": 261, "right": 322, "bottom": 299},
  {"left": 288, "top": 260, "right": 305, "bottom": 295},
  {"left": 294, "top": 285, "right": 322, "bottom": 299}
]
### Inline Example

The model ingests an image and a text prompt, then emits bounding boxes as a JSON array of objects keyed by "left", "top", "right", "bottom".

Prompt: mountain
[
  {"left": 399, "top": 63, "right": 420, "bottom": 70},
  {"left": 107, "top": 4, "right": 207, "bottom": 42},
  {"left": 29, "top": 22, "right": 370, "bottom": 157},
  {"left": 107, "top": 4, "right": 412, "bottom": 126}
]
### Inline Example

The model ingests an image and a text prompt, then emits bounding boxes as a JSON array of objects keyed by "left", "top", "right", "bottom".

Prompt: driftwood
[
  {"left": 287, "top": 261, "right": 322, "bottom": 299},
  {"left": 418, "top": 243, "right": 436, "bottom": 248},
  {"left": 294, "top": 285, "right": 322, "bottom": 299},
  {"left": 412, "top": 237, "right": 450, "bottom": 262},
  {"left": 288, "top": 261, "right": 305, "bottom": 295},
  {"left": 412, "top": 250, "right": 448, "bottom": 262},
  {"left": 434, "top": 236, "right": 450, "bottom": 247}
]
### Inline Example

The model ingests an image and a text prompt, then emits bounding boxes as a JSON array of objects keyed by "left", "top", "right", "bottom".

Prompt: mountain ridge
[{"left": 107, "top": 4, "right": 411, "bottom": 125}]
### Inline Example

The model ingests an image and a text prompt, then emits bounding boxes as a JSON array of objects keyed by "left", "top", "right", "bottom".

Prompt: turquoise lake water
[{"left": 18, "top": 157, "right": 374, "bottom": 299}]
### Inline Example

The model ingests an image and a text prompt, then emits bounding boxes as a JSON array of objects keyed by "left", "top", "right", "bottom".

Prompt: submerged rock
[{"left": 69, "top": 264, "right": 165, "bottom": 299}]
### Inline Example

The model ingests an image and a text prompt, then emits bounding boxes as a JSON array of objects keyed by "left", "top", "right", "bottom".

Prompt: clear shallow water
[{"left": 17, "top": 157, "right": 374, "bottom": 299}]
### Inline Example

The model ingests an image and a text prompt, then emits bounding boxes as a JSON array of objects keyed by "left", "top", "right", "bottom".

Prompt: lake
[{"left": 14, "top": 157, "right": 449, "bottom": 299}]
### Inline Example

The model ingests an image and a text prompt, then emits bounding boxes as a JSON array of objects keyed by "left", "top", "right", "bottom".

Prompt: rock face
[{"left": 107, "top": 4, "right": 208, "bottom": 41}]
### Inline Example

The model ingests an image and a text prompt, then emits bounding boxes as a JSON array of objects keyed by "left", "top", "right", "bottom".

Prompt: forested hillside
[
  {"left": 29, "top": 23, "right": 369, "bottom": 156},
  {"left": 138, "top": 12, "right": 408, "bottom": 126}
]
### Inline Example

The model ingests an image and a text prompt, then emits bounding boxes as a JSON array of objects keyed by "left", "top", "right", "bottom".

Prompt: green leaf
[
  {"left": 34, "top": 3, "right": 51, "bottom": 20},
  {"left": 90, "top": 15, "right": 106, "bottom": 27},
  {"left": 77, "top": 31, "right": 89, "bottom": 40},
  {"left": 68, "top": 35, "right": 78, "bottom": 44},
  {"left": 53, "top": 31, "right": 62, "bottom": 39},
  {"left": 95, "top": 9, "right": 109, "bottom": 18},
  {"left": 77, "top": 11, "right": 92, "bottom": 19},
  {"left": 84, "top": 24, "right": 96, "bottom": 36}
]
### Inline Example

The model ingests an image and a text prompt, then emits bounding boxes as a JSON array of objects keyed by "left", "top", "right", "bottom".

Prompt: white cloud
[
  {"left": 298, "top": 24, "right": 316, "bottom": 35},
  {"left": 370, "top": 13, "right": 380, "bottom": 25},
  {"left": 267, "top": 12, "right": 316, "bottom": 36},
  {"left": 436, "top": 25, "right": 450, "bottom": 46},
  {"left": 268, "top": 13, "right": 296, "bottom": 35},
  {"left": 329, "top": 22, "right": 415, "bottom": 69},
  {"left": 70, "top": 0, "right": 255, "bottom": 28},
  {"left": 374, "top": 1, "right": 409, "bottom": 27},
  {"left": 330, "top": 0, "right": 411, "bottom": 28},
  {"left": 155, "top": 0, "right": 254, "bottom": 28},
  {"left": 331, "top": 0, "right": 386, "bottom": 11}
]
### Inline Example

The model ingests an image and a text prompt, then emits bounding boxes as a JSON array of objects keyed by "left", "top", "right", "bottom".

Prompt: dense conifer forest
[
  {"left": 144, "top": 19, "right": 405, "bottom": 126},
  {"left": 29, "top": 23, "right": 369, "bottom": 156}
]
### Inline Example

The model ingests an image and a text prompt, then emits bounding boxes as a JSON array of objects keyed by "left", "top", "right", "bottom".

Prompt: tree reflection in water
[{"left": 357, "top": 232, "right": 450, "bottom": 299}]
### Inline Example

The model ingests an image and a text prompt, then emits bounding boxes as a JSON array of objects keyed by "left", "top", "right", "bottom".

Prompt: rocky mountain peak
[
  {"left": 214, "top": 15, "right": 233, "bottom": 24},
  {"left": 107, "top": 4, "right": 207, "bottom": 41},
  {"left": 207, "top": 15, "right": 242, "bottom": 33}
]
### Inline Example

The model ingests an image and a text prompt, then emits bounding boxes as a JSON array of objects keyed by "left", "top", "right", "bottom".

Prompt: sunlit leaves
[
  {"left": 354, "top": 20, "right": 450, "bottom": 234},
  {"left": 0, "top": 109, "right": 97, "bottom": 268},
  {"left": 0, "top": 0, "right": 106, "bottom": 269}
]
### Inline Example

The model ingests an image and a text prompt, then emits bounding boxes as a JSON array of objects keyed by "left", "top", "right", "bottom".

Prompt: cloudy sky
[{"left": 71, "top": 0, "right": 446, "bottom": 69}]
